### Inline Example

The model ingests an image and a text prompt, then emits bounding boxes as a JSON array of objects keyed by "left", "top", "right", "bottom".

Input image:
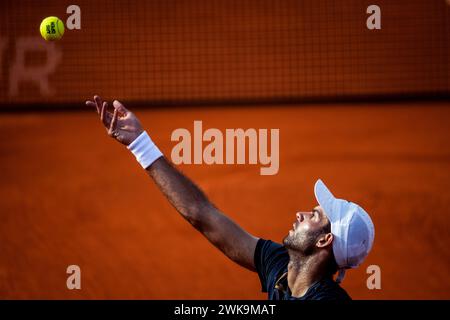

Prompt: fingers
[
  {"left": 86, "top": 95, "right": 105, "bottom": 114},
  {"left": 100, "top": 101, "right": 111, "bottom": 127},
  {"left": 86, "top": 96, "right": 123, "bottom": 134},
  {"left": 85, "top": 100, "right": 98, "bottom": 113},
  {"left": 94, "top": 95, "right": 103, "bottom": 114},
  {"left": 113, "top": 100, "right": 129, "bottom": 116},
  {"left": 108, "top": 108, "right": 119, "bottom": 137}
]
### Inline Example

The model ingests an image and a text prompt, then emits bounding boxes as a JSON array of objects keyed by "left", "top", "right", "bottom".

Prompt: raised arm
[
  {"left": 147, "top": 157, "right": 258, "bottom": 270},
  {"left": 86, "top": 95, "right": 259, "bottom": 271}
]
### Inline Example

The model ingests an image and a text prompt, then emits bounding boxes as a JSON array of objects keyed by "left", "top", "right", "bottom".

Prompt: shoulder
[
  {"left": 254, "top": 239, "right": 289, "bottom": 270},
  {"left": 254, "top": 239, "right": 289, "bottom": 294},
  {"left": 255, "top": 239, "right": 287, "bottom": 256}
]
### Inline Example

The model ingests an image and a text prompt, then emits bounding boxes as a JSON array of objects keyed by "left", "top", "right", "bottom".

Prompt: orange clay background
[
  {"left": 1, "top": 0, "right": 449, "bottom": 300},
  {"left": 0, "top": 102, "right": 449, "bottom": 299}
]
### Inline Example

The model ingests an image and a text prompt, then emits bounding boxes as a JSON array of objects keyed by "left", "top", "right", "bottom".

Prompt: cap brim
[{"left": 314, "top": 179, "right": 338, "bottom": 223}]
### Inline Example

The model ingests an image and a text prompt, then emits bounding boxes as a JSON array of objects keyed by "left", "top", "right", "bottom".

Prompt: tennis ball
[{"left": 40, "top": 16, "right": 65, "bottom": 41}]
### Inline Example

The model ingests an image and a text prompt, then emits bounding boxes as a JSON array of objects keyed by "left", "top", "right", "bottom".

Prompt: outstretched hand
[{"left": 86, "top": 95, "right": 143, "bottom": 146}]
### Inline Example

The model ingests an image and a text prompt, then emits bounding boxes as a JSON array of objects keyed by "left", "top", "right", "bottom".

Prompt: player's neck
[{"left": 286, "top": 250, "right": 329, "bottom": 298}]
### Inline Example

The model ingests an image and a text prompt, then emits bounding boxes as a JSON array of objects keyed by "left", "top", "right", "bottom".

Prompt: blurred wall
[{"left": 0, "top": 0, "right": 449, "bottom": 107}]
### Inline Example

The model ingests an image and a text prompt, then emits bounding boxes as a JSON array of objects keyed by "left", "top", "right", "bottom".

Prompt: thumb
[{"left": 113, "top": 100, "right": 129, "bottom": 115}]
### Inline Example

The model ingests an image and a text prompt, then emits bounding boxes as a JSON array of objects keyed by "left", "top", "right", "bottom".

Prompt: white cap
[{"left": 314, "top": 179, "right": 375, "bottom": 283}]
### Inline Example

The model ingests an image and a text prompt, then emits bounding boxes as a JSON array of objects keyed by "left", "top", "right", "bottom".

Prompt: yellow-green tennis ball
[{"left": 40, "top": 16, "right": 65, "bottom": 41}]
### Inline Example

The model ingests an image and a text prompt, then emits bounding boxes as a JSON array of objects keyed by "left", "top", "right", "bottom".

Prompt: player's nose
[{"left": 296, "top": 211, "right": 312, "bottom": 222}]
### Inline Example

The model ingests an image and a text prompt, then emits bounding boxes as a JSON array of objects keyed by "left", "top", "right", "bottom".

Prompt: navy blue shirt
[{"left": 254, "top": 238, "right": 352, "bottom": 301}]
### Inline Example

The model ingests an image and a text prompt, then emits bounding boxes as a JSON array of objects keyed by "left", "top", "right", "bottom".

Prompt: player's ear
[{"left": 316, "top": 232, "right": 333, "bottom": 248}]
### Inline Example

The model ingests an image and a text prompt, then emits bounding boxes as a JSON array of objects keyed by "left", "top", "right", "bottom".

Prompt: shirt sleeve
[{"left": 253, "top": 238, "right": 289, "bottom": 293}]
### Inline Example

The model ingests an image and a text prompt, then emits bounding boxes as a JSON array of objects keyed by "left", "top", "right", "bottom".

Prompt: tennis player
[{"left": 86, "top": 95, "right": 375, "bottom": 300}]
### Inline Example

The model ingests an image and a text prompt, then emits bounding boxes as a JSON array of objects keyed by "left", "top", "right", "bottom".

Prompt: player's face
[{"left": 283, "top": 206, "right": 330, "bottom": 254}]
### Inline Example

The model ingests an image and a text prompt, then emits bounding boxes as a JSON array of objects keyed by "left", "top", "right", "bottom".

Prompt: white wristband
[{"left": 127, "top": 131, "right": 163, "bottom": 169}]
